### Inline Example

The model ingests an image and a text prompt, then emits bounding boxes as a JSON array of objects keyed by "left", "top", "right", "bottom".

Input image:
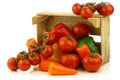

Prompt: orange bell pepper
[{"left": 48, "top": 62, "right": 78, "bottom": 75}]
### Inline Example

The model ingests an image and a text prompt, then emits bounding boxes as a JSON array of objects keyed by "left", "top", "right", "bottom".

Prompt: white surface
[{"left": 0, "top": 0, "right": 120, "bottom": 80}]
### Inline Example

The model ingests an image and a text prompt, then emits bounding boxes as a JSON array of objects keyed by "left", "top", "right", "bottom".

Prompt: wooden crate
[{"left": 32, "top": 11, "right": 110, "bottom": 65}]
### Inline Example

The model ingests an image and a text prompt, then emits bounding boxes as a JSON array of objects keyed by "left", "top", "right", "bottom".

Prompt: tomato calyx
[
  {"left": 39, "top": 44, "right": 45, "bottom": 50},
  {"left": 67, "top": 36, "right": 72, "bottom": 40},
  {"left": 100, "top": 2, "right": 109, "bottom": 8},
  {"left": 14, "top": 59, "right": 18, "bottom": 66},
  {"left": 28, "top": 52, "right": 35, "bottom": 58}
]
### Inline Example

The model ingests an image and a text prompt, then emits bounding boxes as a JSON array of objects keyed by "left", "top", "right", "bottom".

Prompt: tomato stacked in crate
[{"left": 32, "top": 11, "right": 110, "bottom": 65}]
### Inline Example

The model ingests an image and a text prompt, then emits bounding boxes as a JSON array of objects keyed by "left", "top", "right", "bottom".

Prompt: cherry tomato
[
  {"left": 97, "top": 2, "right": 114, "bottom": 16},
  {"left": 40, "top": 44, "right": 54, "bottom": 59},
  {"left": 7, "top": 57, "right": 18, "bottom": 71},
  {"left": 18, "top": 59, "right": 31, "bottom": 71},
  {"left": 72, "top": 23, "right": 90, "bottom": 39},
  {"left": 80, "top": 7, "right": 93, "bottom": 19},
  {"left": 28, "top": 44, "right": 40, "bottom": 53},
  {"left": 58, "top": 36, "right": 78, "bottom": 53},
  {"left": 82, "top": 53, "right": 102, "bottom": 72},
  {"left": 60, "top": 53, "right": 80, "bottom": 69},
  {"left": 16, "top": 51, "right": 28, "bottom": 61},
  {"left": 28, "top": 52, "right": 41, "bottom": 65},
  {"left": 72, "top": 3, "right": 82, "bottom": 15},
  {"left": 85, "top": 2, "right": 97, "bottom": 13}
]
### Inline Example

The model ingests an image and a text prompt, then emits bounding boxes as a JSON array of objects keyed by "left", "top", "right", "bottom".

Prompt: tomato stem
[
  {"left": 29, "top": 52, "right": 35, "bottom": 58},
  {"left": 14, "top": 59, "right": 18, "bottom": 66},
  {"left": 39, "top": 44, "right": 45, "bottom": 50},
  {"left": 67, "top": 36, "right": 72, "bottom": 40}
]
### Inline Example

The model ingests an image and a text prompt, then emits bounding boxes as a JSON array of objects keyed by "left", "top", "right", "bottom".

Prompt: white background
[{"left": 0, "top": 0, "right": 119, "bottom": 80}]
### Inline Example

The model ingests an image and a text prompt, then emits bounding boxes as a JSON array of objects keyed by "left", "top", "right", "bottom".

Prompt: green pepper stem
[{"left": 91, "top": 52, "right": 95, "bottom": 58}]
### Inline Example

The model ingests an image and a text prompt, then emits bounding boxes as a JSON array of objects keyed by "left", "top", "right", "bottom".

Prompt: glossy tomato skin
[
  {"left": 96, "top": 3, "right": 103, "bottom": 14},
  {"left": 7, "top": 57, "right": 18, "bottom": 71},
  {"left": 17, "top": 51, "right": 28, "bottom": 61},
  {"left": 85, "top": 2, "right": 97, "bottom": 13},
  {"left": 58, "top": 36, "right": 78, "bottom": 53},
  {"left": 40, "top": 45, "right": 54, "bottom": 59},
  {"left": 28, "top": 52, "right": 41, "bottom": 65},
  {"left": 18, "top": 59, "right": 31, "bottom": 71},
  {"left": 82, "top": 53, "right": 102, "bottom": 72},
  {"left": 97, "top": 2, "right": 114, "bottom": 16},
  {"left": 101, "top": 4, "right": 114, "bottom": 16},
  {"left": 72, "top": 3, "right": 82, "bottom": 15},
  {"left": 80, "top": 7, "right": 93, "bottom": 19},
  {"left": 60, "top": 54, "right": 80, "bottom": 69},
  {"left": 28, "top": 44, "right": 40, "bottom": 53},
  {"left": 72, "top": 23, "right": 90, "bottom": 39}
]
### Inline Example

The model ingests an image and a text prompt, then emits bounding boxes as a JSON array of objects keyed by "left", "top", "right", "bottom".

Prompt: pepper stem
[{"left": 91, "top": 52, "right": 95, "bottom": 58}]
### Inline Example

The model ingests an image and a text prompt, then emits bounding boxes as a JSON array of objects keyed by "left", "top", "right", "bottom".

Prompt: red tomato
[
  {"left": 85, "top": 2, "right": 97, "bottom": 13},
  {"left": 80, "top": 7, "right": 93, "bottom": 19},
  {"left": 28, "top": 52, "right": 41, "bottom": 65},
  {"left": 82, "top": 53, "right": 102, "bottom": 72},
  {"left": 28, "top": 44, "right": 40, "bottom": 53},
  {"left": 16, "top": 51, "right": 28, "bottom": 61},
  {"left": 60, "top": 54, "right": 80, "bottom": 69},
  {"left": 45, "top": 32, "right": 56, "bottom": 45},
  {"left": 40, "top": 45, "right": 54, "bottom": 59},
  {"left": 7, "top": 57, "right": 18, "bottom": 71},
  {"left": 18, "top": 59, "right": 31, "bottom": 71},
  {"left": 97, "top": 2, "right": 114, "bottom": 16},
  {"left": 72, "top": 3, "right": 82, "bottom": 15},
  {"left": 72, "top": 23, "right": 90, "bottom": 39},
  {"left": 58, "top": 36, "right": 78, "bottom": 53}
]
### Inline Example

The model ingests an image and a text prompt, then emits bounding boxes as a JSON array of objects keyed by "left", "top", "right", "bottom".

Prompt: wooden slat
[
  {"left": 36, "top": 11, "right": 104, "bottom": 18},
  {"left": 32, "top": 16, "right": 49, "bottom": 24},
  {"left": 101, "top": 17, "right": 110, "bottom": 65},
  {"left": 37, "top": 21, "right": 47, "bottom": 44}
]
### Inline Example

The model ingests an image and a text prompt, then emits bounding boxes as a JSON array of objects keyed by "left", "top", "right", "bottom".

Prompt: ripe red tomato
[
  {"left": 58, "top": 36, "right": 78, "bottom": 53},
  {"left": 40, "top": 45, "right": 54, "bottom": 59},
  {"left": 97, "top": 2, "right": 114, "bottom": 16},
  {"left": 72, "top": 23, "right": 90, "bottom": 39},
  {"left": 60, "top": 53, "right": 80, "bottom": 69},
  {"left": 16, "top": 51, "right": 28, "bottom": 61},
  {"left": 85, "top": 2, "right": 97, "bottom": 13},
  {"left": 18, "top": 59, "right": 31, "bottom": 71},
  {"left": 72, "top": 3, "right": 82, "bottom": 15},
  {"left": 28, "top": 44, "right": 40, "bottom": 53},
  {"left": 80, "top": 7, "right": 93, "bottom": 19},
  {"left": 7, "top": 57, "right": 18, "bottom": 71},
  {"left": 28, "top": 52, "right": 41, "bottom": 65},
  {"left": 82, "top": 53, "right": 102, "bottom": 72}
]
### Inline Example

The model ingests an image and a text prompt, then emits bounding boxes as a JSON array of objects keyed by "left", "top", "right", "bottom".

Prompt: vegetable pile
[
  {"left": 72, "top": 2, "right": 114, "bottom": 19},
  {"left": 7, "top": 22, "right": 102, "bottom": 75}
]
